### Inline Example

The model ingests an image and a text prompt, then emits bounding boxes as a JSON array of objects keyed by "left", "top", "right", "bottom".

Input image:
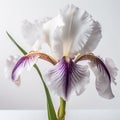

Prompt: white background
[
  {"left": 0, "top": 110, "right": 120, "bottom": 120},
  {"left": 0, "top": 0, "right": 120, "bottom": 109}
]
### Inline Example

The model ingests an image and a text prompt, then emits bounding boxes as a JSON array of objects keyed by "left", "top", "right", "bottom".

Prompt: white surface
[
  {"left": 0, "top": 0, "right": 120, "bottom": 109},
  {"left": 0, "top": 110, "right": 120, "bottom": 120}
]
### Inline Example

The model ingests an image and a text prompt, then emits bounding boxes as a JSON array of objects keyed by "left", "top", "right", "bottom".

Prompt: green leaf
[
  {"left": 6, "top": 32, "right": 27, "bottom": 55},
  {"left": 6, "top": 32, "right": 57, "bottom": 120}
]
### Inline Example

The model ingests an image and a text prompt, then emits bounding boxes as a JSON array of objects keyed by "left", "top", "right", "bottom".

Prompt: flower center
[{"left": 64, "top": 56, "right": 70, "bottom": 63}]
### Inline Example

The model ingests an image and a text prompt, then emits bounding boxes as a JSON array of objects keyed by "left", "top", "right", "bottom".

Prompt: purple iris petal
[
  {"left": 12, "top": 55, "right": 38, "bottom": 81},
  {"left": 46, "top": 57, "right": 90, "bottom": 100},
  {"left": 12, "top": 57, "right": 26, "bottom": 80}
]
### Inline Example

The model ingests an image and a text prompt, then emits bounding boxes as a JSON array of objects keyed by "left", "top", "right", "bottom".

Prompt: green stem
[
  {"left": 34, "top": 64, "right": 57, "bottom": 120},
  {"left": 58, "top": 97, "right": 66, "bottom": 120}
]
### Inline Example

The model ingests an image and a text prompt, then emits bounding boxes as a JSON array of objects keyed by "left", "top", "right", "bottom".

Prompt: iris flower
[{"left": 11, "top": 4, "right": 118, "bottom": 101}]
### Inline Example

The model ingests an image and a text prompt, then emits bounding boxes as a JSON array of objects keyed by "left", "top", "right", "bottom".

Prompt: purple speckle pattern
[{"left": 46, "top": 57, "right": 89, "bottom": 100}]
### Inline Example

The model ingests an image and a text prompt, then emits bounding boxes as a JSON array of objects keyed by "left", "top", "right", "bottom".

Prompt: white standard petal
[
  {"left": 22, "top": 20, "right": 49, "bottom": 50},
  {"left": 22, "top": 20, "right": 41, "bottom": 45},
  {"left": 45, "top": 57, "right": 90, "bottom": 100},
  {"left": 79, "top": 21, "right": 102, "bottom": 55},
  {"left": 5, "top": 55, "right": 21, "bottom": 86},
  {"left": 12, "top": 53, "right": 39, "bottom": 81},
  {"left": 60, "top": 4, "right": 102, "bottom": 57},
  {"left": 42, "top": 4, "right": 102, "bottom": 59},
  {"left": 43, "top": 15, "right": 64, "bottom": 59}
]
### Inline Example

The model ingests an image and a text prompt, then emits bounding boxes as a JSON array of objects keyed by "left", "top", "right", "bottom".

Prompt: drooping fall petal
[
  {"left": 75, "top": 54, "right": 115, "bottom": 99},
  {"left": 12, "top": 51, "right": 57, "bottom": 81},
  {"left": 105, "top": 58, "right": 118, "bottom": 85},
  {"left": 46, "top": 57, "right": 90, "bottom": 100},
  {"left": 12, "top": 53, "right": 39, "bottom": 81},
  {"left": 90, "top": 57, "right": 118, "bottom": 99},
  {"left": 5, "top": 55, "right": 21, "bottom": 86},
  {"left": 89, "top": 61, "right": 114, "bottom": 99}
]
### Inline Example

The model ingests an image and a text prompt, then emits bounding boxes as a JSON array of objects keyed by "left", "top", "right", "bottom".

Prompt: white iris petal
[
  {"left": 89, "top": 58, "right": 116, "bottom": 99},
  {"left": 105, "top": 58, "right": 118, "bottom": 85},
  {"left": 5, "top": 55, "right": 21, "bottom": 86},
  {"left": 22, "top": 20, "right": 41, "bottom": 46},
  {"left": 42, "top": 4, "right": 102, "bottom": 59},
  {"left": 46, "top": 57, "right": 90, "bottom": 100},
  {"left": 43, "top": 15, "right": 64, "bottom": 59},
  {"left": 22, "top": 20, "right": 50, "bottom": 51}
]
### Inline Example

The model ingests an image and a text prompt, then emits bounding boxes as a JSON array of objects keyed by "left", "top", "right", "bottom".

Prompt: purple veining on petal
[
  {"left": 12, "top": 55, "right": 38, "bottom": 81},
  {"left": 63, "top": 57, "right": 72, "bottom": 99},
  {"left": 89, "top": 57, "right": 115, "bottom": 99},
  {"left": 75, "top": 54, "right": 117, "bottom": 99},
  {"left": 46, "top": 57, "right": 90, "bottom": 100},
  {"left": 12, "top": 57, "right": 26, "bottom": 80}
]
